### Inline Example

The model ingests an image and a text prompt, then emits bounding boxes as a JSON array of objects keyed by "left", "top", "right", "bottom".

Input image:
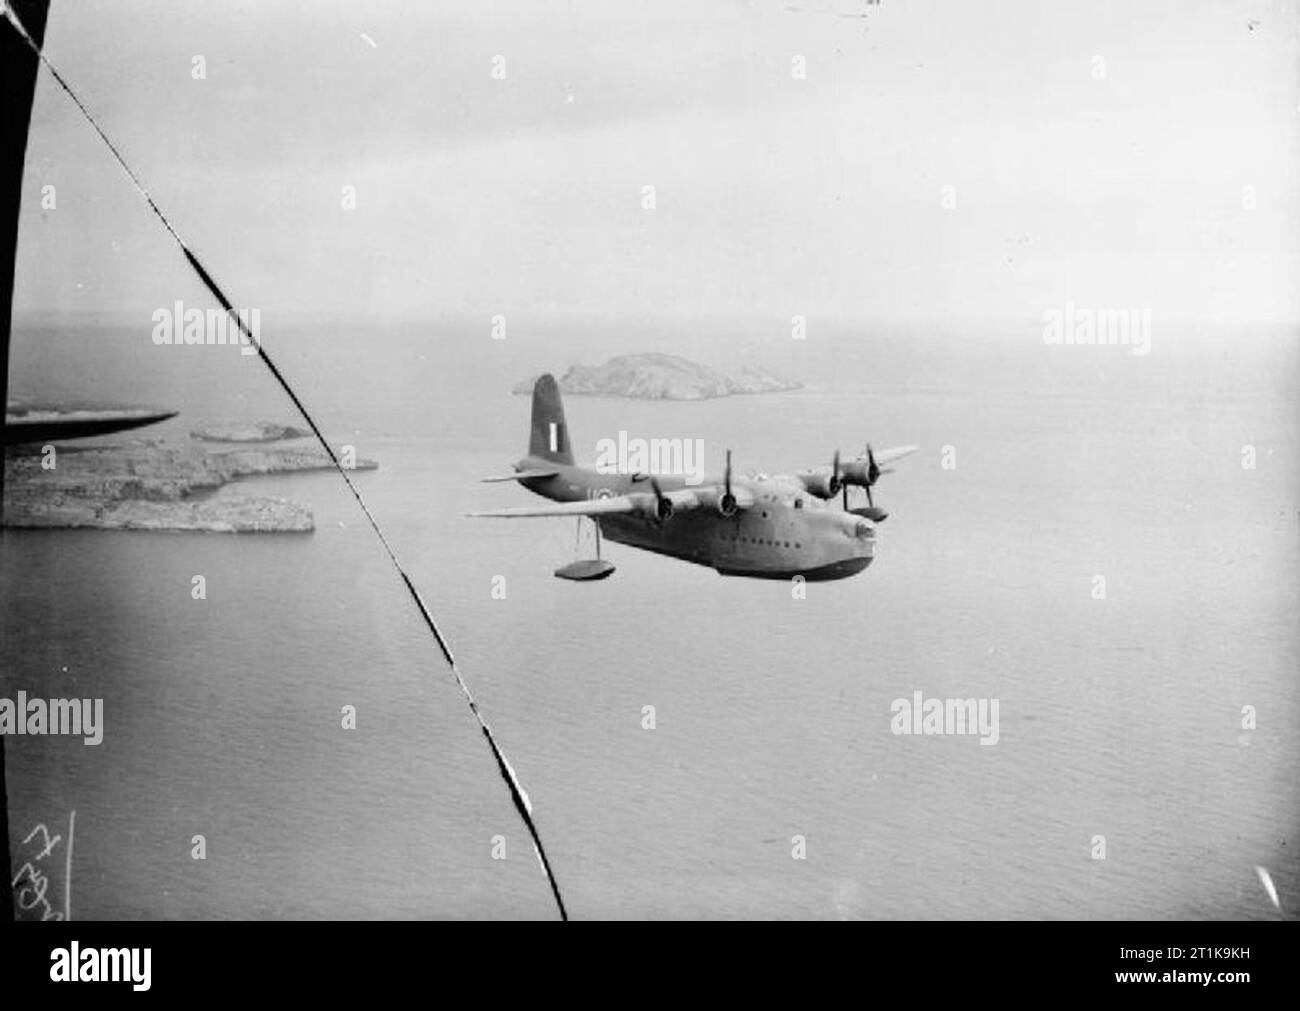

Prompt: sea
[{"left": 3, "top": 315, "right": 1297, "bottom": 919}]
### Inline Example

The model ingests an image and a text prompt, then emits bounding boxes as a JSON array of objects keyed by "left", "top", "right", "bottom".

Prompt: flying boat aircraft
[{"left": 469, "top": 375, "right": 917, "bottom": 581}]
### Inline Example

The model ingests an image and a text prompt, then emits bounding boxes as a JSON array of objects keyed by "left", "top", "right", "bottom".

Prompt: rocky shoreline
[{"left": 2, "top": 434, "right": 375, "bottom": 532}]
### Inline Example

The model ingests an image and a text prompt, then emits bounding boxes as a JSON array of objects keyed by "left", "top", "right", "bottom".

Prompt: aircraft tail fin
[{"left": 528, "top": 374, "right": 573, "bottom": 464}]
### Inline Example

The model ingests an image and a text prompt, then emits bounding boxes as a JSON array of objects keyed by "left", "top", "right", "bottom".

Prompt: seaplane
[{"left": 468, "top": 374, "right": 917, "bottom": 581}]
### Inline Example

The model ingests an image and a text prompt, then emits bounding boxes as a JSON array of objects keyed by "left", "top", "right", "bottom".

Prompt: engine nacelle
[
  {"left": 630, "top": 494, "right": 667, "bottom": 523},
  {"left": 798, "top": 472, "right": 840, "bottom": 499},
  {"left": 839, "top": 459, "right": 871, "bottom": 486},
  {"left": 634, "top": 487, "right": 703, "bottom": 524},
  {"left": 695, "top": 486, "right": 752, "bottom": 516}
]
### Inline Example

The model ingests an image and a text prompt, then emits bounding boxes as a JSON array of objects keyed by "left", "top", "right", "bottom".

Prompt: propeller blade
[
  {"left": 867, "top": 443, "right": 880, "bottom": 485},
  {"left": 649, "top": 475, "right": 672, "bottom": 523},
  {"left": 720, "top": 450, "right": 739, "bottom": 517}
]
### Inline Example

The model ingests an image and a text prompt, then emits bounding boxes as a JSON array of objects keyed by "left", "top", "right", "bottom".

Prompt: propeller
[
  {"left": 833, "top": 443, "right": 887, "bottom": 516},
  {"left": 864, "top": 443, "right": 880, "bottom": 509},
  {"left": 719, "top": 449, "right": 737, "bottom": 515},
  {"left": 648, "top": 476, "right": 672, "bottom": 524}
]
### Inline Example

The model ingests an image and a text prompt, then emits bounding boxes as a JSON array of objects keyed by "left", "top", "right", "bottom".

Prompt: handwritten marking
[
  {"left": 12, "top": 812, "right": 75, "bottom": 921},
  {"left": 22, "top": 822, "right": 61, "bottom": 859}
]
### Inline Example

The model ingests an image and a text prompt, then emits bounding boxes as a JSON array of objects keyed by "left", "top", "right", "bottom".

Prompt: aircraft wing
[
  {"left": 467, "top": 483, "right": 746, "bottom": 519},
  {"left": 872, "top": 445, "right": 919, "bottom": 466},
  {"left": 3, "top": 407, "right": 178, "bottom": 445},
  {"left": 467, "top": 494, "right": 649, "bottom": 519},
  {"left": 798, "top": 445, "right": 920, "bottom": 479},
  {"left": 480, "top": 469, "right": 560, "bottom": 483}
]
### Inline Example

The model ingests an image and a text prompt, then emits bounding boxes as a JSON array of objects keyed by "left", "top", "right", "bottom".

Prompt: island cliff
[{"left": 513, "top": 353, "right": 801, "bottom": 400}]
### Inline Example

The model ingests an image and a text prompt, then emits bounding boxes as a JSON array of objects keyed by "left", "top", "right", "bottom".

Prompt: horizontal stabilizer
[{"left": 480, "top": 469, "right": 559, "bottom": 483}]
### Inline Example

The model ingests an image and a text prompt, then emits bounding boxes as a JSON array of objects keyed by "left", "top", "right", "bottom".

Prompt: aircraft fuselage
[{"left": 516, "top": 456, "right": 875, "bottom": 580}]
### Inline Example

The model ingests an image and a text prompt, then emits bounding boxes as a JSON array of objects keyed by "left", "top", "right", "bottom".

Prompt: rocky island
[
  {"left": 191, "top": 421, "right": 311, "bottom": 442},
  {"left": 3, "top": 425, "right": 375, "bottom": 532},
  {"left": 512, "top": 353, "right": 801, "bottom": 400}
]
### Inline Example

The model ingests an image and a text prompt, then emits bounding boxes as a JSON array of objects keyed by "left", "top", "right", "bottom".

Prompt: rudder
[{"left": 529, "top": 374, "right": 573, "bottom": 464}]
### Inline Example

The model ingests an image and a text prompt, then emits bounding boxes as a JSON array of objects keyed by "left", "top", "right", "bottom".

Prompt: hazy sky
[{"left": 12, "top": 0, "right": 1300, "bottom": 329}]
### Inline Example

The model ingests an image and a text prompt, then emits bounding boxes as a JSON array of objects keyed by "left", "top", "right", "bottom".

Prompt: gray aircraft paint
[{"left": 482, "top": 374, "right": 890, "bottom": 581}]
